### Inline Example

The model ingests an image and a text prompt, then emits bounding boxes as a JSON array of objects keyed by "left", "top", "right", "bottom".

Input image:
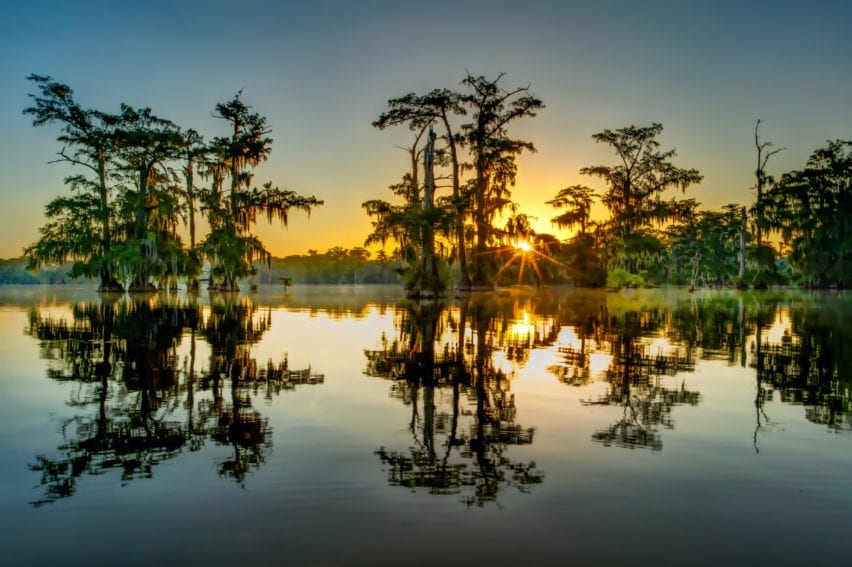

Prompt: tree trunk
[
  {"left": 186, "top": 152, "right": 200, "bottom": 292},
  {"left": 97, "top": 154, "right": 123, "bottom": 292},
  {"left": 441, "top": 112, "right": 470, "bottom": 289},
  {"left": 471, "top": 167, "right": 493, "bottom": 289},
  {"left": 418, "top": 128, "right": 443, "bottom": 297},
  {"left": 689, "top": 250, "right": 700, "bottom": 292},
  {"left": 737, "top": 207, "right": 747, "bottom": 287}
]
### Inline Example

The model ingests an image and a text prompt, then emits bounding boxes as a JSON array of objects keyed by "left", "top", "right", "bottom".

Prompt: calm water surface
[{"left": 0, "top": 285, "right": 850, "bottom": 565}]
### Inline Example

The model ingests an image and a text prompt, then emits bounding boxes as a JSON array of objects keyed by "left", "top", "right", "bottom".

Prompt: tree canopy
[
  {"left": 21, "top": 72, "right": 852, "bottom": 292},
  {"left": 24, "top": 76, "right": 322, "bottom": 292}
]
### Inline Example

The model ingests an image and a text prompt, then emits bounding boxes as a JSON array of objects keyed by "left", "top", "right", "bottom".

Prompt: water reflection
[
  {"left": 549, "top": 292, "right": 852, "bottom": 450},
  {"left": 369, "top": 290, "right": 852, "bottom": 468},
  {"left": 25, "top": 295, "right": 322, "bottom": 506},
  {"left": 665, "top": 294, "right": 852, "bottom": 437},
  {"left": 570, "top": 302, "right": 699, "bottom": 451},
  {"left": 7, "top": 287, "right": 852, "bottom": 566},
  {"left": 752, "top": 299, "right": 852, "bottom": 433},
  {"left": 20, "top": 288, "right": 852, "bottom": 509},
  {"left": 365, "top": 297, "right": 545, "bottom": 506}
]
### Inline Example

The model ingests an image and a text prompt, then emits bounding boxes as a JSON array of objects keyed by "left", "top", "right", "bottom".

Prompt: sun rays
[{"left": 488, "top": 239, "right": 565, "bottom": 285}]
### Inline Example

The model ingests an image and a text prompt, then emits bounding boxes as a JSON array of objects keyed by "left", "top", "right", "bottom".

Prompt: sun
[{"left": 492, "top": 237, "right": 564, "bottom": 286}]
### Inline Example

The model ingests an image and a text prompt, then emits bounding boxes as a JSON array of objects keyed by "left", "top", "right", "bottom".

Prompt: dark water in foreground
[{"left": 0, "top": 285, "right": 850, "bottom": 565}]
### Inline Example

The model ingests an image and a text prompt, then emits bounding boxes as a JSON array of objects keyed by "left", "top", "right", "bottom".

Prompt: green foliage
[
  {"left": 606, "top": 268, "right": 645, "bottom": 289},
  {"left": 546, "top": 186, "right": 606, "bottom": 286},
  {"left": 362, "top": 183, "right": 454, "bottom": 293},
  {"left": 23, "top": 76, "right": 848, "bottom": 292},
  {"left": 25, "top": 191, "right": 105, "bottom": 279},
  {"left": 24, "top": 77, "right": 321, "bottom": 292},
  {"left": 560, "top": 233, "right": 606, "bottom": 287},
  {"left": 23, "top": 75, "right": 124, "bottom": 290},
  {"left": 763, "top": 140, "right": 852, "bottom": 287},
  {"left": 252, "top": 248, "right": 401, "bottom": 285},
  {"left": 373, "top": 89, "right": 471, "bottom": 287},
  {"left": 745, "top": 243, "right": 783, "bottom": 289},
  {"left": 582, "top": 123, "right": 702, "bottom": 276},
  {"left": 201, "top": 93, "right": 322, "bottom": 291},
  {"left": 667, "top": 203, "right": 742, "bottom": 287}
]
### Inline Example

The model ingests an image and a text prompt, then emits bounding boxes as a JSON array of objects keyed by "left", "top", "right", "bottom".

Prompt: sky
[{"left": 1, "top": 0, "right": 850, "bottom": 259}]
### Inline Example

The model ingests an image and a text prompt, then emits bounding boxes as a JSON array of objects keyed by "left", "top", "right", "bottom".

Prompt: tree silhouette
[
  {"left": 461, "top": 73, "right": 543, "bottom": 288},
  {"left": 23, "top": 75, "right": 125, "bottom": 291},
  {"left": 762, "top": 140, "right": 852, "bottom": 287},
  {"left": 751, "top": 119, "right": 785, "bottom": 248},
  {"left": 581, "top": 123, "right": 702, "bottom": 279},
  {"left": 25, "top": 77, "right": 322, "bottom": 292},
  {"left": 203, "top": 93, "right": 323, "bottom": 291},
  {"left": 373, "top": 89, "right": 471, "bottom": 288}
]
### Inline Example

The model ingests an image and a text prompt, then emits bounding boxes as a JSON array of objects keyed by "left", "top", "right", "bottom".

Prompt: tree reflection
[
  {"left": 551, "top": 291, "right": 852, "bottom": 452},
  {"left": 581, "top": 307, "right": 699, "bottom": 451},
  {"left": 751, "top": 299, "right": 852, "bottom": 432},
  {"left": 26, "top": 295, "right": 321, "bottom": 505},
  {"left": 669, "top": 293, "right": 852, "bottom": 439},
  {"left": 199, "top": 295, "right": 322, "bottom": 483},
  {"left": 547, "top": 294, "right": 701, "bottom": 451},
  {"left": 365, "top": 296, "right": 544, "bottom": 506}
]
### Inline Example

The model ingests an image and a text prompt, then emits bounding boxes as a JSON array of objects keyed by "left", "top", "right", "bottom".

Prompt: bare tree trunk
[
  {"left": 419, "top": 128, "right": 443, "bottom": 297},
  {"left": 689, "top": 250, "right": 700, "bottom": 292},
  {"left": 753, "top": 119, "right": 785, "bottom": 247},
  {"left": 186, "top": 151, "right": 199, "bottom": 292},
  {"left": 738, "top": 207, "right": 747, "bottom": 283}
]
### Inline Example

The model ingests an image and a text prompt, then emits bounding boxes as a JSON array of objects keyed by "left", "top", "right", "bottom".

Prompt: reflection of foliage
[
  {"left": 26, "top": 296, "right": 321, "bottom": 504},
  {"left": 26, "top": 299, "right": 196, "bottom": 506},
  {"left": 200, "top": 295, "right": 323, "bottom": 484},
  {"left": 551, "top": 290, "right": 852, "bottom": 451},
  {"left": 580, "top": 309, "right": 699, "bottom": 451},
  {"left": 550, "top": 293, "right": 707, "bottom": 450},
  {"left": 668, "top": 292, "right": 852, "bottom": 432},
  {"left": 752, "top": 301, "right": 852, "bottom": 431},
  {"left": 586, "top": 377, "right": 699, "bottom": 451},
  {"left": 365, "top": 297, "right": 543, "bottom": 506}
]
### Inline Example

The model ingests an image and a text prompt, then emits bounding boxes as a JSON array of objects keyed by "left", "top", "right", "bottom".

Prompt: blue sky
[{"left": 1, "top": 0, "right": 850, "bottom": 257}]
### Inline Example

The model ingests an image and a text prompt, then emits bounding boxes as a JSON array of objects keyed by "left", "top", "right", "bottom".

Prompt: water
[{"left": 0, "top": 285, "right": 850, "bottom": 565}]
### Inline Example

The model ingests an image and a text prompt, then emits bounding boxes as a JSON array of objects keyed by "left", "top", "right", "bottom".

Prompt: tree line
[
  {"left": 367, "top": 73, "right": 852, "bottom": 293},
  {"left": 1, "top": 247, "right": 399, "bottom": 287},
  {"left": 261, "top": 247, "right": 398, "bottom": 285},
  {"left": 23, "top": 75, "right": 322, "bottom": 292},
  {"left": 22, "top": 73, "right": 851, "bottom": 293}
]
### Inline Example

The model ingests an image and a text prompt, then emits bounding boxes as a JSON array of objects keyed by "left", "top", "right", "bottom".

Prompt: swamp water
[{"left": 0, "top": 285, "right": 849, "bottom": 565}]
